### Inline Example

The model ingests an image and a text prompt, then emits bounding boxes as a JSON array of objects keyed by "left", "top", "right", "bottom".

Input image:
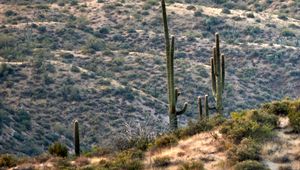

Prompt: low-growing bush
[
  {"left": 288, "top": 111, "right": 300, "bottom": 133},
  {"left": 0, "top": 154, "right": 18, "bottom": 168},
  {"left": 84, "top": 146, "right": 111, "bottom": 157},
  {"left": 152, "top": 134, "right": 178, "bottom": 149},
  {"left": 178, "top": 160, "right": 204, "bottom": 170},
  {"left": 220, "top": 111, "right": 274, "bottom": 143},
  {"left": 48, "top": 142, "right": 68, "bottom": 157},
  {"left": 0, "top": 63, "right": 14, "bottom": 79},
  {"left": 227, "top": 138, "right": 261, "bottom": 163},
  {"left": 233, "top": 160, "right": 268, "bottom": 170},
  {"left": 98, "top": 149, "right": 143, "bottom": 170},
  {"left": 175, "top": 119, "right": 213, "bottom": 139},
  {"left": 153, "top": 156, "right": 171, "bottom": 167}
]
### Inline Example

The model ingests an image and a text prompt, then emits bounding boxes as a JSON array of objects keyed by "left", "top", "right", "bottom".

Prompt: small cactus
[
  {"left": 74, "top": 120, "right": 80, "bottom": 156},
  {"left": 161, "top": 0, "right": 188, "bottom": 131}
]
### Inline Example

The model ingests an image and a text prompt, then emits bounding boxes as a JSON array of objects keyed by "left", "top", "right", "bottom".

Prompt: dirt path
[{"left": 261, "top": 117, "right": 300, "bottom": 170}]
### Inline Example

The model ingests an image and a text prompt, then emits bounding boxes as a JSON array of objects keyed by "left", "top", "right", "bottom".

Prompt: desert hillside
[
  {"left": 0, "top": 0, "right": 299, "bottom": 159},
  {"left": 2, "top": 99, "right": 300, "bottom": 170}
]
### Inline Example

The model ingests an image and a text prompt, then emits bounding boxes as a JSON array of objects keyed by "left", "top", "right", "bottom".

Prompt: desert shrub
[
  {"left": 244, "top": 26, "right": 263, "bottom": 36},
  {"left": 84, "top": 147, "right": 111, "bottom": 157},
  {"left": 0, "top": 63, "right": 14, "bottom": 79},
  {"left": 178, "top": 160, "right": 204, "bottom": 170},
  {"left": 60, "top": 85, "right": 82, "bottom": 101},
  {"left": 227, "top": 138, "right": 261, "bottom": 163},
  {"left": 233, "top": 160, "right": 268, "bottom": 170},
  {"left": 220, "top": 111, "right": 274, "bottom": 143},
  {"left": 48, "top": 142, "right": 68, "bottom": 157},
  {"left": 83, "top": 38, "right": 106, "bottom": 53},
  {"left": 37, "top": 26, "right": 47, "bottom": 33},
  {"left": 98, "top": 149, "right": 143, "bottom": 170},
  {"left": 194, "top": 10, "right": 202, "bottom": 17},
  {"left": 176, "top": 119, "right": 213, "bottom": 139},
  {"left": 246, "top": 110, "right": 278, "bottom": 128},
  {"left": 222, "top": 8, "right": 231, "bottom": 14},
  {"left": 282, "top": 29, "right": 295, "bottom": 37},
  {"left": 212, "top": 0, "right": 227, "bottom": 4},
  {"left": 52, "top": 157, "right": 73, "bottom": 169},
  {"left": 261, "top": 101, "right": 289, "bottom": 116},
  {"left": 4, "top": 10, "right": 17, "bottom": 17},
  {"left": 152, "top": 134, "right": 178, "bottom": 149},
  {"left": 288, "top": 111, "right": 300, "bottom": 133},
  {"left": 0, "top": 154, "right": 18, "bottom": 168},
  {"left": 60, "top": 52, "right": 74, "bottom": 59},
  {"left": 278, "top": 14, "right": 288, "bottom": 20},
  {"left": 71, "top": 65, "right": 80, "bottom": 72},
  {"left": 246, "top": 13, "right": 255, "bottom": 18},
  {"left": 153, "top": 156, "right": 171, "bottom": 167}
]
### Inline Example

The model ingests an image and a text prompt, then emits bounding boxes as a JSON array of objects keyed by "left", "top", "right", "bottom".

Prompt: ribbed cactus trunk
[
  {"left": 211, "top": 33, "right": 225, "bottom": 115},
  {"left": 198, "top": 96, "right": 203, "bottom": 120},
  {"left": 74, "top": 120, "right": 80, "bottom": 156},
  {"left": 204, "top": 95, "right": 209, "bottom": 117},
  {"left": 161, "top": 0, "right": 188, "bottom": 131}
]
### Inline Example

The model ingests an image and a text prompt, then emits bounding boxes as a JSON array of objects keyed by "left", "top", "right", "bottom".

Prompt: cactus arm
[
  {"left": 213, "top": 47, "right": 217, "bottom": 76},
  {"left": 215, "top": 33, "right": 220, "bottom": 60},
  {"left": 161, "top": 0, "right": 170, "bottom": 56},
  {"left": 211, "top": 57, "right": 216, "bottom": 96},
  {"left": 176, "top": 102, "right": 188, "bottom": 116},
  {"left": 175, "top": 88, "right": 181, "bottom": 103}
]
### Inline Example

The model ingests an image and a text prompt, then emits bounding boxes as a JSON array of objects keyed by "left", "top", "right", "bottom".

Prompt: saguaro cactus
[
  {"left": 198, "top": 96, "right": 203, "bottom": 120},
  {"left": 211, "top": 33, "right": 225, "bottom": 115},
  {"left": 204, "top": 95, "right": 209, "bottom": 117},
  {"left": 74, "top": 120, "right": 80, "bottom": 156},
  {"left": 161, "top": 0, "right": 188, "bottom": 131}
]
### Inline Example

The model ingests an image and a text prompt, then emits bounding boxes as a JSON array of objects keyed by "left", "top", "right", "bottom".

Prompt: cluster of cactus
[
  {"left": 161, "top": 0, "right": 188, "bottom": 131},
  {"left": 74, "top": 120, "right": 80, "bottom": 156},
  {"left": 211, "top": 33, "right": 225, "bottom": 115}
]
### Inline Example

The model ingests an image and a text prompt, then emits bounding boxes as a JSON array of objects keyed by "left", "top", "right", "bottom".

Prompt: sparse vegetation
[
  {"left": 0, "top": 0, "right": 299, "bottom": 169},
  {"left": 48, "top": 142, "right": 68, "bottom": 157}
]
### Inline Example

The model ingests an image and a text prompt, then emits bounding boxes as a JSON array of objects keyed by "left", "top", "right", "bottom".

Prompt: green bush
[
  {"left": 153, "top": 156, "right": 171, "bottom": 167},
  {"left": 233, "top": 160, "right": 268, "bottom": 170},
  {"left": 0, "top": 63, "right": 14, "bottom": 79},
  {"left": 220, "top": 111, "right": 274, "bottom": 143},
  {"left": 178, "top": 160, "right": 204, "bottom": 170},
  {"left": 175, "top": 119, "right": 213, "bottom": 139},
  {"left": 98, "top": 149, "right": 143, "bottom": 170},
  {"left": 152, "top": 134, "right": 178, "bottom": 149},
  {"left": 48, "top": 142, "right": 68, "bottom": 157},
  {"left": 262, "top": 101, "right": 290, "bottom": 116},
  {"left": 278, "top": 14, "right": 288, "bottom": 20},
  {"left": 227, "top": 138, "right": 261, "bottom": 163},
  {"left": 288, "top": 111, "right": 300, "bottom": 133},
  {"left": 0, "top": 154, "right": 17, "bottom": 168}
]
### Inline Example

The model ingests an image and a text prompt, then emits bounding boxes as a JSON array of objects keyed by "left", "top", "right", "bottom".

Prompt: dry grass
[{"left": 144, "top": 129, "right": 227, "bottom": 170}]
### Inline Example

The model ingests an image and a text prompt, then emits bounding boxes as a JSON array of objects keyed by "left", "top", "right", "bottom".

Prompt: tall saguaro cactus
[
  {"left": 74, "top": 120, "right": 80, "bottom": 156},
  {"left": 211, "top": 33, "right": 225, "bottom": 115},
  {"left": 161, "top": 0, "right": 188, "bottom": 131}
]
